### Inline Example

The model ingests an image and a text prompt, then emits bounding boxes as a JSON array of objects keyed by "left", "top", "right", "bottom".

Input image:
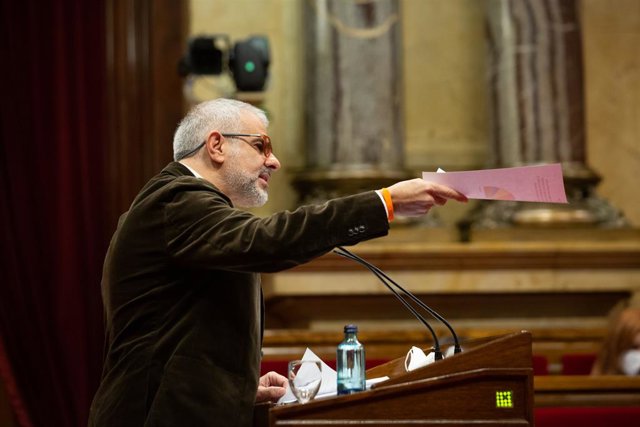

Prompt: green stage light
[{"left": 244, "top": 61, "right": 256, "bottom": 73}]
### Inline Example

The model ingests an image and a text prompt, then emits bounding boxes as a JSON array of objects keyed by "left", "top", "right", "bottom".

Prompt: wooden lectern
[{"left": 255, "top": 331, "right": 534, "bottom": 426}]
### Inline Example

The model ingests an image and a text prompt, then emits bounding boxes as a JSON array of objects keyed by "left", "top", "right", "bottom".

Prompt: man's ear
[{"left": 205, "top": 131, "right": 225, "bottom": 164}]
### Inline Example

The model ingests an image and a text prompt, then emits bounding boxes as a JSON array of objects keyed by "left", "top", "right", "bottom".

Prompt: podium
[{"left": 256, "top": 331, "right": 534, "bottom": 426}]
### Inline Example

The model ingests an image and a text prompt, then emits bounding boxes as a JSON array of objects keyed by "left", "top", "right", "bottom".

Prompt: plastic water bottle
[{"left": 337, "top": 324, "right": 365, "bottom": 395}]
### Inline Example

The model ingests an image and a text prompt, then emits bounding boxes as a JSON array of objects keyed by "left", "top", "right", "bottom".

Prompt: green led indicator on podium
[{"left": 496, "top": 390, "right": 513, "bottom": 408}]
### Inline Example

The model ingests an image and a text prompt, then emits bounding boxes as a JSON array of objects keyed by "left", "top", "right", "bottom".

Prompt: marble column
[
  {"left": 293, "top": 0, "right": 411, "bottom": 204},
  {"left": 460, "top": 0, "right": 626, "bottom": 237},
  {"left": 486, "top": 0, "right": 588, "bottom": 168}
]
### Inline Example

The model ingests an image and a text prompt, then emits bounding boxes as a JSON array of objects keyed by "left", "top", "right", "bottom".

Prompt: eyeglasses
[
  {"left": 178, "top": 133, "right": 273, "bottom": 160},
  {"left": 221, "top": 133, "right": 272, "bottom": 158}
]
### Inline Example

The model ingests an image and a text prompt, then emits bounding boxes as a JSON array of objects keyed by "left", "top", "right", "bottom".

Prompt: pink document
[{"left": 422, "top": 163, "right": 568, "bottom": 204}]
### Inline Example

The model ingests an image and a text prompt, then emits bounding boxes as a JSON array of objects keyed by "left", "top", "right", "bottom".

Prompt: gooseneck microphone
[
  {"left": 334, "top": 246, "right": 462, "bottom": 358},
  {"left": 334, "top": 247, "right": 443, "bottom": 360}
]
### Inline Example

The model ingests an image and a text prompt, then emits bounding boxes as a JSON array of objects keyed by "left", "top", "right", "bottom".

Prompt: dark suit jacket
[{"left": 88, "top": 162, "right": 389, "bottom": 426}]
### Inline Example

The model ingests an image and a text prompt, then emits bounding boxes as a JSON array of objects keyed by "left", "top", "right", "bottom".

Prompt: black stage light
[
  {"left": 229, "top": 36, "right": 270, "bottom": 91},
  {"left": 179, "top": 35, "right": 270, "bottom": 92},
  {"left": 178, "top": 35, "right": 229, "bottom": 77}
]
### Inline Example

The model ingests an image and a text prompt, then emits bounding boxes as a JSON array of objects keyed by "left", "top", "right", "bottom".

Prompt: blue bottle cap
[{"left": 344, "top": 324, "right": 358, "bottom": 333}]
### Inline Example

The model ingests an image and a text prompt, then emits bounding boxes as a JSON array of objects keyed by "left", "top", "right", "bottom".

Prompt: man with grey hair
[{"left": 89, "top": 98, "right": 467, "bottom": 426}]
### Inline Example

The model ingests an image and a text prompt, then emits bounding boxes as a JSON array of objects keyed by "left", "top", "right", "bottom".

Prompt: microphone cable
[
  {"left": 335, "top": 246, "right": 462, "bottom": 355},
  {"left": 334, "top": 247, "right": 444, "bottom": 360}
]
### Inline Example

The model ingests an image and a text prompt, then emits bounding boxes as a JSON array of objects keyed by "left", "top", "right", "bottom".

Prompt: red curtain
[{"left": 0, "top": 1, "right": 107, "bottom": 426}]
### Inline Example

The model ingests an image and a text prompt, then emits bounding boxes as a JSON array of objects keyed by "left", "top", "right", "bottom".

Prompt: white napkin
[
  {"left": 277, "top": 348, "right": 389, "bottom": 404},
  {"left": 444, "top": 345, "right": 460, "bottom": 358},
  {"left": 404, "top": 346, "right": 435, "bottom": 371},
  {"left": 278, "top": 348, "right": 336, "bottom": 404}
]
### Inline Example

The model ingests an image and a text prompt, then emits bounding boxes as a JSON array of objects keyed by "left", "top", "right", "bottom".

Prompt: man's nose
[{"left": 266, "top": 153, "right": 281, "bottom": 170}]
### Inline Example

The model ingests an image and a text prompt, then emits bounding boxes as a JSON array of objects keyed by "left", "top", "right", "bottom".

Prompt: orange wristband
[{"left": 381, "top": 188, "right": 394, "bottom": 221}]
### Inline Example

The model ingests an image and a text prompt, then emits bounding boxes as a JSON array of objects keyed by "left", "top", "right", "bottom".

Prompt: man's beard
[{"left": 225, "top": 165, "right": 270, "bottom": 208}]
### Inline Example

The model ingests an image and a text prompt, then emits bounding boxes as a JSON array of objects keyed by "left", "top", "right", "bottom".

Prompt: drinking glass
[{"left": 287, "top": 360, "right": 322, "bottom": 404}]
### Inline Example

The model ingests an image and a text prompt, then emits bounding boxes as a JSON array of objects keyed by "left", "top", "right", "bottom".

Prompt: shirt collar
[{"left": 179, "top": 162, "right": 203, "bottom": 179}]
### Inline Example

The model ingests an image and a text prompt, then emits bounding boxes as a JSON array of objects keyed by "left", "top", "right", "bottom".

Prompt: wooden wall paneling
[{"left": 105, "top": 0, "right": 188, "bottom": 231}]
